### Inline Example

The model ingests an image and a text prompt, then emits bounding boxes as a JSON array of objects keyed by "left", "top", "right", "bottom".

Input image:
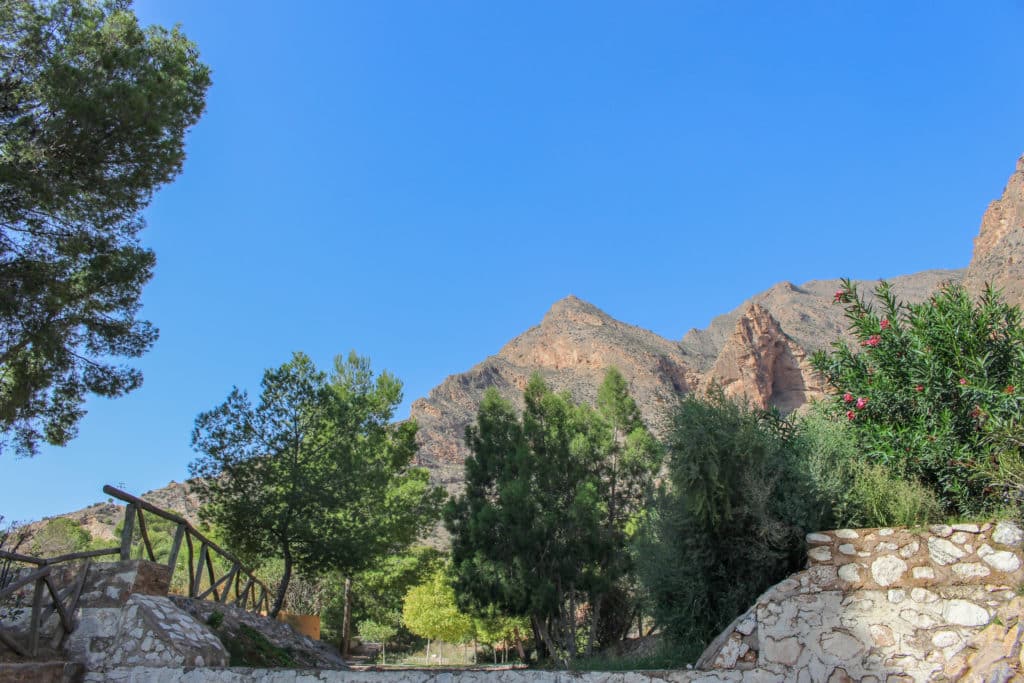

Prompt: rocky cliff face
[
  {"left": 409, "top": 295, "right": 700, "bottom": 489},
  {"left": 964, "top": 154, "right": 1024, "bottom": 306}
]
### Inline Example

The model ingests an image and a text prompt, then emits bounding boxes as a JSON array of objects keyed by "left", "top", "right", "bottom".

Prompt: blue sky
[{"left": 3, "top": 1, "right": 1023, "bottom": 523}]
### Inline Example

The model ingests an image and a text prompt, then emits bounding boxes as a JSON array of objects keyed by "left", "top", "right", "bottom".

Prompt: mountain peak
[{"left": 542, "top": 295, "right": 611, "bottom": 326}]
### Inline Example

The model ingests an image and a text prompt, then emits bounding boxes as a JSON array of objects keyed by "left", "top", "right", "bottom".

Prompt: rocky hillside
[
  {"left": 964, "top": 154, "right": 1024, "bottom": 307},
  {"left": 23, "top": 480, "right": 203, "bottom": 544}
]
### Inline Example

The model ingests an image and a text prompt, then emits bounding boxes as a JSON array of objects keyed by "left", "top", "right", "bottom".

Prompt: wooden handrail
[
  {"left": 0, "top": 547, "right": 118, "bottom": 567},
  {"left": 0, "top": 557, "right": 97, "bottom": 658},
  {"left": 103, "top": 485, "right": 254, "bottom": 573},
  {"left": 1, "top": 485, "right": 277, "bottom": 660},
  {"left": 102, "top": 484, "right": 273, "bottom": 611}
]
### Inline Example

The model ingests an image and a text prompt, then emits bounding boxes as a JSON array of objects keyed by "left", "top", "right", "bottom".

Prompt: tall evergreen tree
[
  {"left": 445, "top": 370, "right": 658, "bottom": 664},
  {"left": 1, "top": 0, "right": 211, "bottom": 456}
]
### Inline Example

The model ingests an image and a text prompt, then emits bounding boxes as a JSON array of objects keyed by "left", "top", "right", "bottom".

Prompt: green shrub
[
  {"left": 637, "top": 392, "right": 828, "bottom": 655},
  {"left": 796, "top": 408, "right": 943, "bottom": 528},
  {"left": 811, "top": 280, "right": 1024, "bottom": 516}
]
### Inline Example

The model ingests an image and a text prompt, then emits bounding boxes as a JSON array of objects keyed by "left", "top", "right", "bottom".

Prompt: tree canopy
[
  {"left": 190, "top": 352, "right": 445, "bottom": 617},
  {"left": 402, "top": 567, "right": 474, "bottom": 646},
  {"left": 0, "top": 0, "right": 211, "bottom": 456},
  {"left": 445, "top": 369, "right": 660, "bottom": 664}
]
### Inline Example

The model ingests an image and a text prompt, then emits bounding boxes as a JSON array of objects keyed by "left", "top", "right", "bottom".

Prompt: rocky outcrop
[
  {"left": 964, "top": 154, "right": 1024, "bottom": 307},
  {"left": 698, "top": 521, "right": 1024, "bottom": 681},
  {"left": 59, "top": 560, "right": 228, "bottom": 670},
  {"left": 703, "top": 304, "right": 824, "bottom": 412}
]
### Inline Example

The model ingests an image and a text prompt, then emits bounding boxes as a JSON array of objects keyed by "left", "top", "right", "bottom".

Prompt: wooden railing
[
  {"left": 0, "top": 546, "right": 118, "bottom": 657},
  {"left": 0, "top": 486, "right": 275, "bottom": 659},
  {"left": 103, "top": 485, "right": 273, "bottom": 615}
]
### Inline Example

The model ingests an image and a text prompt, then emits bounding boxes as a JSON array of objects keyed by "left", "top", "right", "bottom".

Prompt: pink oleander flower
[
  {"left": 880, "top": 318, "right": 890, "bottom": 330},
  {"left": 843, "top": 392, "right": 854, "bottom": 403},
  {"left": 860, "top": 335, "right": 881, "bottom": 348},
  {"left": 833, "top": 290, "right": 844, "bottom": 303},
  {"left": 1006, "top": 385, "right": 1016, "bottom": 394},
  {"left": 856, "top": 397, "right": 868, "bottom": 409},
  {"left": 846, "top": 410, "right": 856, "bottom": 421},
  {"left": 915, "top": 385, "right": 924, "bottom": 392},
  {"left": 959, "top": 378, "right": 968, "bottom": 385}
]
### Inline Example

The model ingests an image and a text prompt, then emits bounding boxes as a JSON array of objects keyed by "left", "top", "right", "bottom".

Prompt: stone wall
[
  {"left": 61, "top": 560, "right": 228, "bottom": 670},
  {"left": 696, "top": 521, "right": 1024, "bottom": 681}
]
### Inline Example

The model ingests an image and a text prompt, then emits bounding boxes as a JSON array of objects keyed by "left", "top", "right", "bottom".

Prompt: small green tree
[
  {"left": 29, "top": 517, "right": 90, "bottom": 557},
  {"left": 810, "top": 280, "right": 1024, "bottom": 515},
  {"left": 322, "top": 545, "right": 443, "bottom": 645},
  {"left": 357, "top": 619, "right": 399, "bottom": 664},
  {"left": 402, "top": 567, "right": 475, "bottom": 664}
]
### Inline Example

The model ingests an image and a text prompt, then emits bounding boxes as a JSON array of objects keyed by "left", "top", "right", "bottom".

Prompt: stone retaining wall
[
  {"left": 62, "top": 560, "right": 228, "bottom": 670},
  {"left": 696, "top": 521, "right": 1024, "bottom": 681},
  {"left": 82, "top": 667, "right": 760, "bottom": 682}
]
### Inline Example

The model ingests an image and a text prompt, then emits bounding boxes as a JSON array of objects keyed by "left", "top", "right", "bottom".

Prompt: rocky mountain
[
  {"left": 22, "top": 153, "right": 1024, "bottom": 530},
  {"left": 964, "top": 154, "right": 1024, "bottom": 307},
  {"left": 410, "top": 271, "right": 960, "bottom": 492},
  {"left": 410, "top": 152, "right": 1024, "bottom": 492},
  {"left": 22, "top": 480, "right": 202, "bottom": 544}
]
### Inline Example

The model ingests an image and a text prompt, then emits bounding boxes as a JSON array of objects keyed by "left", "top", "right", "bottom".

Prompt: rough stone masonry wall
[
  {"left": 57, "top": 560, "right": 227, "bottom": 670},
  {"left": 696, "top": 520, "right": 1024, "bottom": 681}
]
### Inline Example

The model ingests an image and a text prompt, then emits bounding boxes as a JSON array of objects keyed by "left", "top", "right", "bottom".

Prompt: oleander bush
[{"left": 811, "top": 280, "right": 1024, "bottom": 516}]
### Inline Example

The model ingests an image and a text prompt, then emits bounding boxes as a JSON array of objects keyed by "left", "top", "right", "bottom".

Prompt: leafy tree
[
  {"left": 637, "top": 392, "right": 826, "bottom": 659},
  {"left": 402, "top": 567, "right": 474, "bottom": 662},
  {"left": 322, "top": 545, "right": 443, "bottom": 646},
  {"left": 0, "top": 0, "right": 211, "bottom": 456},
  {"left": 446, "top": 370, "right": 658, "bottom": 665},
  {"left": 811, "top": 280, "right": 1024, "bottom": 515},
  {"left": 473, "top": 611, "right": 530, "bottom": 664},
  {"left": 190, "top": 352, "right": 445, "bottom": 618},
  {"left": 357, "top": 619, "right": 398, "bottom": 664}
]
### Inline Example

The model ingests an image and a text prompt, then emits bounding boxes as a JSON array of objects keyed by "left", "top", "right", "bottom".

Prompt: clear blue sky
[{"left": 2, "top": 1, "right": 1023, "bottom": 523}]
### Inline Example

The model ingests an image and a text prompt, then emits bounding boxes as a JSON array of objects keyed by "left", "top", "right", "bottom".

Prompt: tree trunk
[
  {"left": 341, "top": 576, "right": 352, "bottom": 657},
  {"left": 269, "top": 543, "right": 292, "bottom": 618},
  {"left": 585, "top": 592, "right": 601, "bottom": 656},
  {"left": 568, "top": 591, "right": 577, "bottom": 659},
  {"left": 513, "top": 626, "right": 526, "bottom": 662},
  {"left": 425, "top": 638, "right": 430, "bottom": 666},
  {"left": 530, "top": 618, "right": 545, "bottom": 662},
  {"left": 533, "top": 616, "right": 565, "bottom": 667}
]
